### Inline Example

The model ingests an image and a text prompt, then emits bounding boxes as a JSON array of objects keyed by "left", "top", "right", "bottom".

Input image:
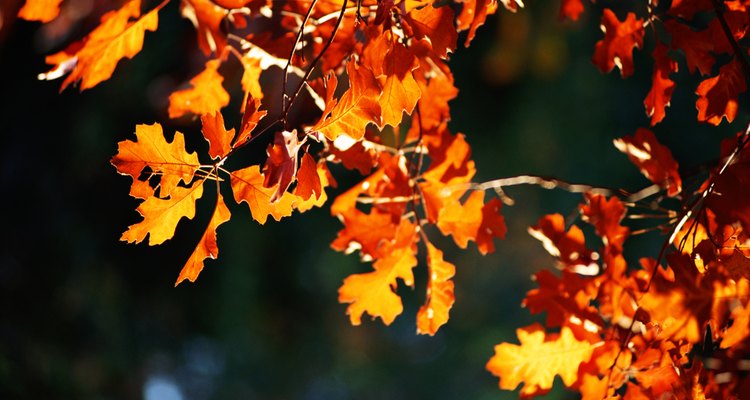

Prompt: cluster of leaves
[
  {"left": 18, "top": 0, "right": 508, "bottom": 338},
  {"left": 483, "top": 0, "right": 750, "bottom": 397},
  {"left": 16, "top": 0, "right": 750, "bottom": 396}
]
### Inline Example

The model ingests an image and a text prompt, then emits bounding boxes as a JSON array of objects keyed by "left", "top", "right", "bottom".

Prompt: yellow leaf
[{"left": 486, "top": 324, "right": 595, "bottom": 397}]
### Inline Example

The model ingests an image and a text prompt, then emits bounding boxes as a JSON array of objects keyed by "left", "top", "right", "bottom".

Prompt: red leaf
[
  {"left": 696, "top": 60, "right": 746, "bottom": 125},
  {"left": 614, "top": 128, "right": 682, "bottom": 197},
  {"left": 592, "top": 9, "right": 644, "bottom": 78},
  {"left": 644, "top": 43, "right": 678, "bottom": 126},
  {"left": 559, "top": 0, "right": 584, "bottom": 21}
]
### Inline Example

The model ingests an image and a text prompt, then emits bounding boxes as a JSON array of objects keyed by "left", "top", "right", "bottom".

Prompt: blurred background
[{"left": 0, "top": 0, "right": 743, "bottom": 399}]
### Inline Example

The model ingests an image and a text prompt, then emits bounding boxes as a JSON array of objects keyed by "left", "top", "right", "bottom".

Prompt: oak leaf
[
  {"left": 122, "top": 183, "right": 204, "bottom": 246},
  {"left": 312, "top": 62, "right": 382, "bottom": 141},
  {"left": 614, "top": 128, "right": 682, "bottom": 197},
  {"left": 111, "top": 123, "right": 201, "bottom": 199},
  {"left": 416, "top": 242, "right": 456, "bottom": 335},
  {"left": 366, "top": 34, "right": 421, "bottom": 128},
  {"left": 175, "top": 192, "right": 232, "bottom": 285},
  {"left": 644, "top": 43, "right": 678, "bottom": 126},
  {"left": 696, "top": 60, "right": 746, "bottom": 125},
  {"left": 201, "top": 112, "right": 235, "bottom": 160},
  {"left": 436, "top": 191, "right": 506, "bottom": 254},
  {"left": 18, "top": 0, "right": 62, "bottom": 22},
  {"left": 580, "top": 193, "right": 630, "bottom": 253},
  {"left": 338, "top": 219, "right": 418, "bottom": 325},
  {"left": 168, "top": 59, "right": 230, "bottom": 119},
  {"left": 592, "top": 9, "right": 644, "bottom": 78},
  {"left": 180, "top": 0, "right": 228, "bottom": 56},
  {"left": 230, "top": 165, "right": 297, "bottom": 224},
  {"left": 405, "top": 4, "right": 458, "bottom": 59},
  {"left": 486, "top": 324, "right": 595, "bottom": 397},
  {"left": 665, "top": 21, "right": 715, "bottom": 76},
  {"left": 528, "top": 214, "right": 596, "bottom": 273},
  {"left": 457, "top": 0, "right": 500, "bottom": 47},
  {"left": 40, "top": 0, "right": 160, "bottom": 91}
]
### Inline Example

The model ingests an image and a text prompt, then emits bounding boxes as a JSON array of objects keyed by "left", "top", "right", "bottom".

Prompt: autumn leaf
[
  {"left": 405, "top": 4, "right": 458, "bottom": 59},
  {"left": 338, "top": 219, "right": 418, "bottom": 325},
  {"left": 580, "top": 193, "right": 630, "bottom": 253},
  {"left": 592, "top": 9, "right": 644, "bottom": 78},
  {"left": 614, "top": 128, "right": 682, "bottom": 197},
  {"left": 416, "top": 242, "right": 456, "bottom": 335},
  {"left": 39, "top": 0, "right": 161, "bottom": 91},
  {"left": 559, "top": 0, "right": 584, "bottom": 21},
  {"left": 528, "top": 214, "right": 596, "bottom": 273},
  {"left": 664, "top": 21, "right": 715, "bottom": 76},
  {"left": 18, "top": 0, "right": 62, "bottom": 22},
  {"left": 180, "top": 0, "right": 228, "bottom": 56},
  {"left": 175, "top": 192, "right": 232, "bottom": 285},
  {"left": 111, "top": 123, "right": 201, "bottom": 199},
  {"left": 112, "top": 123, "right": 206, "bottom": 245},
  {"left": 263, "top": 130, "right": 304, "bottom": 201},
  {"left": 696, "top": 60, "right": 746, "bottom": 125},
  {"left": 436, "top": 191, "right": 506, "bottom": 254},
  {"left": 201, "top": 112, "right": 235, "bottom": 160},
  {"left": 122, "top": 183, "right": 205, "bottom": 246},
  {"left": 486, "top": 324, "right": 595, "bottom": 397},
  {"left": 295, "top": 153, "right": 323, "bottom": 201},
  {"left": 236, "top": 96, "right": 267, "bottom": 146},
  {"left": 312, "top": 61, "right": 382, "bottom": 141},
  {"left": 168, "top": 59, "right": 230, "bottom": 119},
  {"left": 644, "top": 43, "right": 678, "bottom": 126},
  {"left": 365, "top": 33, "right": 421, "bottom": 128},
  {"left": 456, "top": 0, "right": 501, "bottom": 47},
  {"left": 230, "top": 165, "right": 298, "bottom": 224}
]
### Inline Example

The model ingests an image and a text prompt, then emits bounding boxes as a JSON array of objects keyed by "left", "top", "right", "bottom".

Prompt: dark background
[{"left": 0, "top": 0, "right": 742, "bottom": 399}]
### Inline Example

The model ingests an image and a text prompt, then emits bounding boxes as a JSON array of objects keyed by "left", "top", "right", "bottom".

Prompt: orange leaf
[
  {"left": 168, "top": 59, "right": 230, "bottom": 119},
  {"left": 696, "top": 59, "right": 746, "bottom": 125},
  {"left": 486, "top": 324, "right": 595, "bottom": 397},
  {"left": 644, "top": 43, "right": 678, "bottom": 126},
  {"left": 40, "top": 0, "right": 160, "bottom": 91},
  {"left": 528, "top": 214, "right": 597, "bottom": 273},
  {"left": 230, "top": 165, "right": 297, "bottom": 224},
  {"left": 592, "top": 9, "right": 644, "bottom": 78},
  {"left": 295, "top": 153, "right": 322, "bottom": 201},
  {"left": 580, "top": 193, "right": 630, "bottom": 253},
  {"left": 180, "top": 0, "right": 228, "bottom": 55},
  {"left": 18, "top": 0, "right": 62, "bottom": 22},
  {"left": 312, "top": 61, "right": 382, "bottom": 141},
  {"left": 457, "top": 0, "right": 500, "bottom": 47},
  {"left": 375, "top": 38, "right": 421, "bottom": 128},
  {"left": 121, "top": 183, "right": 204, "bottom": 246},
  {"left": 236, "top": 96, "right": 267, "bottom": 146},
  {"left": 338, "top": 219, "right": 418, "bottom": 325},
  {"left": 405, "top": 4, "right": 458, "bottom": 59},
  {"left": 437, "top": 191, "right": 506, "bottom": 254},
  {"left": 614, "top": 128, "right": 682, "bottom": 197},
  {"left": 175, "top": 192, "right": 232, "bottom": 285},
  {"left": 416, "top": 242, "right": 456, "bottom": 335},
  {"left": 201, "top": 112, "right": 235, "bottom": 160},
  {"left": 111, "top": 123, "right": 201, "bottom": 199}
]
